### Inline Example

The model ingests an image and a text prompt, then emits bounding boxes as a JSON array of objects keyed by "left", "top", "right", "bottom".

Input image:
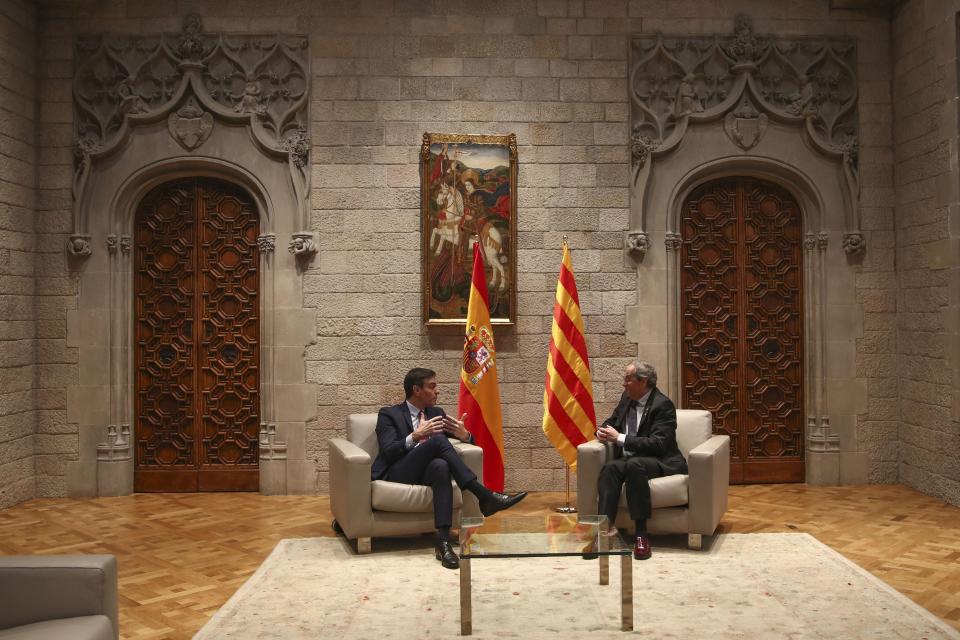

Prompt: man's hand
[
  {"left": 595, "top": 424, "right": 619, "bottom": 443},
  {"left": 413, "top": 415, "right": 444, "bottom": 443},
  {"left": 442, "top": 413, "right": 471, "bottom": 441}
]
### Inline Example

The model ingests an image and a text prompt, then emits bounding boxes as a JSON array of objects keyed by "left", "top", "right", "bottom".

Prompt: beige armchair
[
  {"left": 0, "top": 554, "right": 119, "bottom": 640},
  {"left": 576, "top": 409, "right": 729, "bottom": 549},
  {"left": 329, "top": 413, "right": 484, "bottom": 553}
]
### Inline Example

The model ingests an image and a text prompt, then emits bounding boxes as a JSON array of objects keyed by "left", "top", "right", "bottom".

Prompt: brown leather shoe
[{"left": 634, "top": 535, "right": 652, "bottom": 560}]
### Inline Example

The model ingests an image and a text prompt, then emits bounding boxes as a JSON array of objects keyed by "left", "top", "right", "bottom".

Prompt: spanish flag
[
  {"left": 542, "top": 244, "right": 596, "bottom": 467},
  {"left": 458, "top": 241, "right": 506, "bottom": 491}
]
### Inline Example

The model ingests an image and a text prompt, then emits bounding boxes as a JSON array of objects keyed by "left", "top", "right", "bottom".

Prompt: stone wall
[
  {"left": 892, "top": 0, "right": 960, "bottom": 506},
  {"left": 0, "top": 0, "right": 38, "bottom": 509},
  {"left": 28, "top": 0, "right": 903, "bottom": 498}
]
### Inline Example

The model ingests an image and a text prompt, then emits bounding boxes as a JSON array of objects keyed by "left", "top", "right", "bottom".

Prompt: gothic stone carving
[
  {"left": 72, "top": 14, "right": 311, "bottom": 231},
  {"left": 842, "top": 231, "right": 865, "bottom": 255},
  {"left": 234, "top": 76, "right": 266, "bottom": 116},
  {"left": 630, "top": 14, "right": 858, "bottom": 176},
  {"left": 67, "top": 234, "right": 93, "bottom": 257},
  {"left": 257, "top": 233, "right": 277, "bottom": 254},
  {"left": 168, "top": 97, "right": 214, "bottom": 151},
  {"left": 723, "top": 96, "right": 768, "bottom": 151},
  {"left": 288, "top": 232, "right": 317, "bottom": 259},
  {"left": 73, "top": 14, "right": 309, "bottom": 153},
  {"left": 282, "top": 128, "right": 310, "bottom": 169},
  {"left": 626, "top": 231, "right": 650, "bottom": 260},
  {"left": 818, "top": 232, "right": 829, "bottom": 250},
  {"left": 630, "top": 131, "right": 660, "bottom": 168},
  {"left": 664, "top": 232, "right": 682, "bottom": 252}
]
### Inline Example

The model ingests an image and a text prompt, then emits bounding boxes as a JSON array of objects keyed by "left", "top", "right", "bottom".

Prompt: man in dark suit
[
  {"left": 372, "top": 367, "right": 528, "bottom": 570},
  {"left": 595, "top": 360, "right": 687, "bottom": 560}
]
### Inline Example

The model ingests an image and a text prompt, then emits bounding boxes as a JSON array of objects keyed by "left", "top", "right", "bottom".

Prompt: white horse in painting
[
  {"left": 432, "top": 180, "right": 508, "bottom": 292},
  {"left": 431, "top": 182, "right": 463, "bottom": 255},
  {"left": 471, "top": 223, "right": 506, "bottom": 292}
]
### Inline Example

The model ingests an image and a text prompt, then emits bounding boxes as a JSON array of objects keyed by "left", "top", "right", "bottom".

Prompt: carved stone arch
[
  {"left": 109, "top": 158, "right": 277, "bottom": 236},
  {"left": 65, "top": 16, "right": 317, "bottom": 498},
  {"left": 666, "top": 157, "right": 825, "bottom": 236}
]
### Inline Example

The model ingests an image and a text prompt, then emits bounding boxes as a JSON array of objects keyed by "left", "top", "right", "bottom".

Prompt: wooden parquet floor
[{"left": 0, "top": 484, "right": 958, "bottom": 639}]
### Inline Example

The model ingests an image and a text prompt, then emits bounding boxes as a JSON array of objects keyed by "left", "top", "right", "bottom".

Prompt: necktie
[
  {"left": 627, "top": 401, "right": 639, "bottom": 436},
  {"left": 415, "top": 411, "right": 425, "bottom": 446}
]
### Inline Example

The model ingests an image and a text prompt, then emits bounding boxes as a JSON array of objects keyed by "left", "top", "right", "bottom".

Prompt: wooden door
[
  {"left": 680, "top": 177, "right": 804, "bottom": 483},
  {"left": 134, "top": 177, "right": 260, "bottom": 492}
]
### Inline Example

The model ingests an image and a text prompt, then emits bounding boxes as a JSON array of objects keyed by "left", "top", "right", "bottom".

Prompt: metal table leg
[
  {"left": 621, "top": 553, "right": 633, "bottom": 631},
  {"left": 460, "top": 557, "right": 472, "bottom": 635},
  {"left": 599, "top": 530, "right": 609, "bottom": 585}
]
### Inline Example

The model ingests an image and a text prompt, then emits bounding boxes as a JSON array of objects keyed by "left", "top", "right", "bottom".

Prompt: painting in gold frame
[{"left": 420, "top": 132, "right": 518, "bottom": 325}]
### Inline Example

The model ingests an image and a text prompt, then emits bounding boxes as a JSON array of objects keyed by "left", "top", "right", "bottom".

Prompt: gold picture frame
[{"left": 420, "top": 132, "right": 518, "bottom": 325}]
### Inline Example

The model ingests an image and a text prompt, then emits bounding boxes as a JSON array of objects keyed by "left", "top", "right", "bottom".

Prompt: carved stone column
[
  {"left": 96, "top": 424, "right": 133, "bottom": 496},
  {"left": 804, "top": 232, "right": 840, "bottom": 484},
  {"left": 259, "top": 423, "right": 288, "bottom": 495}
]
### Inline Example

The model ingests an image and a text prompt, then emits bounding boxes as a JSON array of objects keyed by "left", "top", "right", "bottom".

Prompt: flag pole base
[{"left": 553, "top": 466, "right": 577, "bottom": 513}]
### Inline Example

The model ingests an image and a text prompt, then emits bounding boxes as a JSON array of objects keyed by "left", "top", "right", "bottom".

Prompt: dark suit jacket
[
  {"left": 603, "top": 388, "right": 687, "bottom": 476},
  {"left": 371, "top": 403, "right": 459, "bottom": 480}
]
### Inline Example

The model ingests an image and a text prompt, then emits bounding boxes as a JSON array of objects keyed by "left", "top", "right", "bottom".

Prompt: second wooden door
[{"left": 680, "top": 177, "right": 805, "bottom": 483}]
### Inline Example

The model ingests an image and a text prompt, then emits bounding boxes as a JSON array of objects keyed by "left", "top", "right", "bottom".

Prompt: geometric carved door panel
[
  {"left": 134, "top": 177, "right": 260, "bottom": 492},
  {"left": 680, "top": 177, "right": 804, "bottom": 484}
]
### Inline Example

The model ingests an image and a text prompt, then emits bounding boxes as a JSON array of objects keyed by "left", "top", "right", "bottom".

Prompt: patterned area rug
[{"left": 194, "top": 533, "right": 959, "bottom": 639}]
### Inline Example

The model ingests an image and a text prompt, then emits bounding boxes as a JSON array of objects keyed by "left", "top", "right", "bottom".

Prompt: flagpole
[
  {"left": 554, "top": 466, "right": 577, "bottom": 513},
  {"left": 553, "top": 235, "right": 578, "bottom": 514}
]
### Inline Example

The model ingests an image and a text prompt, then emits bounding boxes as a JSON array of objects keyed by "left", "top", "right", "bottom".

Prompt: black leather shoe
[
  {"left": 435, "top": 540, "right": 460, "bottom": 569},
  {"left": 478, "top": 491, "right": 528, "bottom": 517}
]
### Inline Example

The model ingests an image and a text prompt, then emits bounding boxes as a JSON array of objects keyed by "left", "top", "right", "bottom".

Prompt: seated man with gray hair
[{"left": 594, "top": 360, "right": 688, "bottom": 559}]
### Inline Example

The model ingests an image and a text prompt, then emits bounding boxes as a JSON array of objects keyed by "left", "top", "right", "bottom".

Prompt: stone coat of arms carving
[
  {"left": 723, "top": 98, "right": 768, "bottom": 151},
  {"left": 167, "top": 97, "right": 213, "bottom": 151}
]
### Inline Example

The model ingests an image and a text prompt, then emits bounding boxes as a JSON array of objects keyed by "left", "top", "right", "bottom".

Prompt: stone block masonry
[{"left": 0, "top": 0, "right": 37, "bottom": 509}]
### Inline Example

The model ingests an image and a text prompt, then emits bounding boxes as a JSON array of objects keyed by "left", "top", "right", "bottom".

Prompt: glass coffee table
[{"left": 457, "top": 514, "right": 633, "bottom": 635}]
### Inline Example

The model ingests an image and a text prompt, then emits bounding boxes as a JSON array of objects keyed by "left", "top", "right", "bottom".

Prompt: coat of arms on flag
[{"left": 463, "top": 325, "right": 495, "bottom": 381}]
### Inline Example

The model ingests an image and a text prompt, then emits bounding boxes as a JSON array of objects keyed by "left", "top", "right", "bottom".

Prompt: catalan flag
[
  {"left": 458, "top": 241, "right": 506, "bottom": 491},
  {"left": 542, "top": 244, "right": 596, "bottom": 467}
]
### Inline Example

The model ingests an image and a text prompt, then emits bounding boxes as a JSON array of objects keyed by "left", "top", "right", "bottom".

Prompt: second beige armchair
[{"left": 576, "top": 409, "right": 729, "bottom": 549}]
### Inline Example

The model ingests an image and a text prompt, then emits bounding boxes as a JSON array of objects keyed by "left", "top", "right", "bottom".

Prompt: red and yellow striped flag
[
  {"left": 542, "top": 244, "right": 596, "bottom": 467},
  {"left": 458, "top": 241, "right": 506, "bottom": 491}
]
